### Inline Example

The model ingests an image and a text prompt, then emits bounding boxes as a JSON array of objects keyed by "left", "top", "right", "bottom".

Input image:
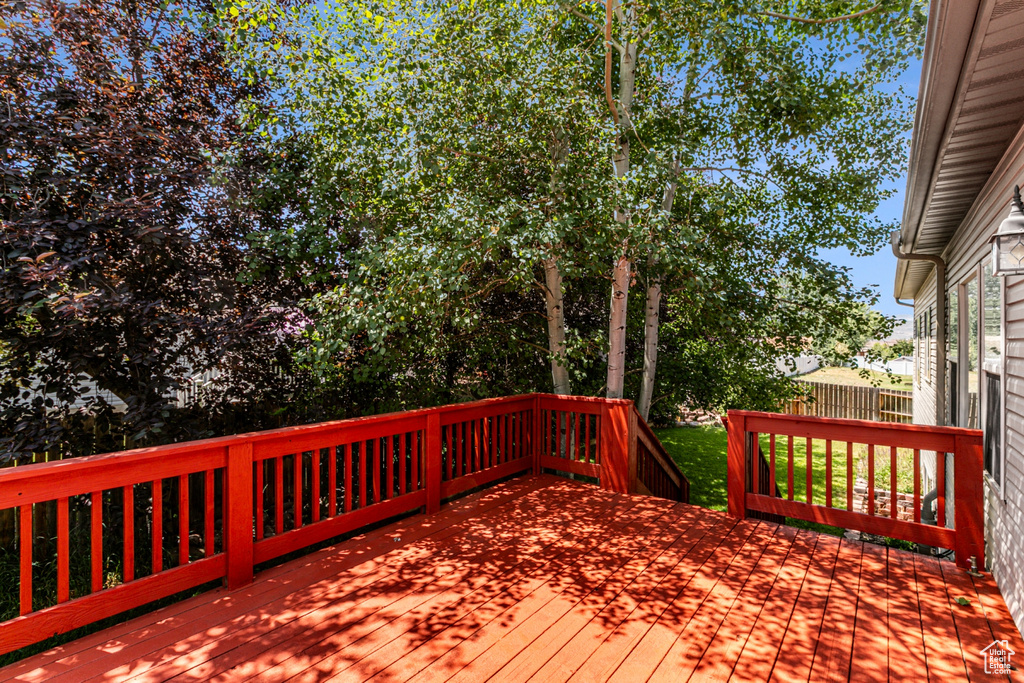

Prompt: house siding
[{"left": 913, "top": 122, "right": 1024, "bottom": 637}]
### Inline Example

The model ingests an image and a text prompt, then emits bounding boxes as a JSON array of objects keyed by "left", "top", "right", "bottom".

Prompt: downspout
[{"left": 891, "top": 230, "right": 947, "bottom": 426}]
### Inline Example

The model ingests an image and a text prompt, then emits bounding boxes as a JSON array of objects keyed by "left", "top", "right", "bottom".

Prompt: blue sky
[{"left": 818, "top": 56, "right": 924, "bottom": 322}]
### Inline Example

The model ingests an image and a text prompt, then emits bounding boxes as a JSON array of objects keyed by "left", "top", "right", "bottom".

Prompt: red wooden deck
[{"left": 2, "top": 474, "right": 1020, "bottom": 682}]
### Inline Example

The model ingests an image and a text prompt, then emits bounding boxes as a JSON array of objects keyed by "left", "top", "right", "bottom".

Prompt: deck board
[{"left": 1, "top": 474, "right": 1020, "bottom": 683}]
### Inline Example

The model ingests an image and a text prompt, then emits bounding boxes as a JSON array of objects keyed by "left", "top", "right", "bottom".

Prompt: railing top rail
[
  {"left": 0, "top": 394, "right": 635, "bottom": 484},
  {"left": 727, "top": 410, "right": 981, "bottom": 438}
]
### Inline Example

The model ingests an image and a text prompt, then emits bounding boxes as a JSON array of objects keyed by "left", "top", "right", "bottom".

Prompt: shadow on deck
[{"left": 2, "top": 474, "right": 1020, "bottom": 682}]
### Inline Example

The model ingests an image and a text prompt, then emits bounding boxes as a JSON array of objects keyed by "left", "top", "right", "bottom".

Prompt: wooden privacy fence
[
  {"left": 0, "top": 393, "right": 687, "bottom": 656},
  {"left": 726, "top": 410, "right": 984, "bottom": 569},
  {"left": 786, "top": 380, "right": 913, "bottom": 423}
]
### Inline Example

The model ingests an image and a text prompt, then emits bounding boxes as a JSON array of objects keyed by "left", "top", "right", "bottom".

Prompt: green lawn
[{"left": 654, "top": 424, "right": 921, "bottom": 537}]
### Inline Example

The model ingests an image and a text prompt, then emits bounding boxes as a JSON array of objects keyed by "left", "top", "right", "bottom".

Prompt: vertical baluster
[
  {"left": 573, "top": 413, "right": 580, "bottom": 462},
  {"left": 312, "top": 449, "right": 321, "bottom": 523},
  {"left": 846, "top": 442, "right": 854, "bottom": 511},
  {"left": 484, "top": 417, "right": 491, "bottom": 469},
  {"left": 504, "top": 413, "right": 511, "bottom": 463},
  {"left": 867, "top": 444, "right": 875, "bottom": 516},
  {"left": 412, "top": 431, "right": 421, "bottom": 491},
  {"left": 787, "top": 435, "right": 794, "bottom": 501},
  {"left": 251, "top": 462, "right": 264, "bottom": 540},
  {"left": 476, "top": 419, "right": 483, "bottom": 472},
  {"left": 563, "top": 412, "right": 570, "bottom": 461},
  {"left": 769, "top": 434, "right": 776, "bottom": 494},
  {"left": 512, "top": 412, "right": 518, "bottom": 459},
  {"left": 57, "top": 496, "right": 69, "bottom": 603},
  {"left": 344, "top": 444, "right": 353, "bottom": 513},
  {"left": 457, "top": 422, "right": 465, "bottom": 477},
  {"left": 751, "top": 432, "right": 761, "bottom": 495},
  {"left": 294, "top": 451, "right": 303, "bottom": 528},
  {"left": 125, "top": 484, "right": 135, "bottom": 581},
  {"left": 543, "top": 410, "right": 549, "bottom": 457},
  {"left": 583, "top": 412, "right": 591, "bottom": 464},
  {"left": 178, "top": 475, "right": 189, "bottom": 565},
  {"left": 493, "top": 415, "right": 500, "bottom": 465},
  {"left": 937, "top": 450, "right": 946, "bottom": 527},
  {"left": 364, "top": 440, "right": 372, "bottom": 505},
  {"left": 220, "top": 468, "right": 226, "bottom": 554},
  {"left": 441, "top": 425, "right": 449, "bottom": 481},
  {"left": 522, "top": 411, "right": 528, "bottom": 458},
  {"left": 275, "top": 456, "right": 284, "bottom": 533},
  {"left": 913, "top": 448, "right": 921, "bottom": 523},
  {"left": 400, "top": 432, "right": 408, "bottom": 495},
  {"left": 389, "top": 435, "right": 397, "bottom": 498},
  {"left": 455, "top": 423, "right": 462, "bottom": 477},
  {"left": 19, "top": 504, "right": 31, "bottom": 615},
  {"left": 91, "top": 491, "right": 103, "bottom": 592},
  {"left": 374, "top": 439, "right": 383, "bottom": 504},
  {"left": 825, "top": 441, "right": 833, "bottom": 508},
  {"left": 329, "top": 445, "right": 338, "bottom": 517},
  {"left": 890, "top": 446, "right": 898, "bottom": 520},
  {"left": 249, "top": 458, "right": 262, "bottom": 544},
  {"left": 805, "top": 437, "right": 813, "bottom": 504},
  {"left": 152, "top": 481, "right": 162, "bottom": 573},
  {"left": 202, "top": 472, "right": 214, "bottom": 557}
]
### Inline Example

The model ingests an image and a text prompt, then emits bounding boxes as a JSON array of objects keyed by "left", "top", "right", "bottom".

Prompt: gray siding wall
[
  {"left": 915, "top": 122, "right": 1024, "bottom": 636},
  {"left": 911, "top": 271, "right": 943, "bottom": 503}
]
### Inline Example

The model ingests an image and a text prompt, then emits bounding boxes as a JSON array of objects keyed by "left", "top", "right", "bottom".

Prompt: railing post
[
  {"left": 425, "top": 413, "right": 442, "bottom": 514},
  {"left": 225, "top": 441, "right": 254, "bottom": 590},
  {"left": 600, "top": 401, "right": 631, "bottom": 494},
  {"left": 627, "top": 407, "right": 638, "bottom": 493},
  {"left": 726, "top": 412, "right": 747, "bottom": 520},
  {"left": 954, "top": 433, "right": 985, "bottom": 569},
  {"left": 532, "top": 395, "right": 542, "bottom": 475}
]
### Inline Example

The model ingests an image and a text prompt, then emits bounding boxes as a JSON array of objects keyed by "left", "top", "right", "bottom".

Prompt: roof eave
[{"left": 894, "top": 0, "right": 984, "bottom": 301}]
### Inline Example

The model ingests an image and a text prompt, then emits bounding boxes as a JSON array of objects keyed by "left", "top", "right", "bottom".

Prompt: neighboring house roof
[{"left": 896, "top": 0, "right": 1024, "bottom": 299}]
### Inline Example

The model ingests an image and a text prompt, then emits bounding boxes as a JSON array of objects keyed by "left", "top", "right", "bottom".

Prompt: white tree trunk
[
  {"left": 604, "top": 37, "right": 637, "bottom": 399},
  {"left": 543, "top": 257, "right": 571, "bottom": 395},
  {"left": 637, "top": 276, "right": 661, "bottom": 420},
  {"left": 606, "top": 255, "right": 630, "bottom": 398},
  {"left": 637, "top": 161, "right": 679, "bottom": 420}
]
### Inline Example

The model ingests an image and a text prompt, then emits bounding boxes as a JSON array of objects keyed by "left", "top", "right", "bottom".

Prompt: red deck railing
[
  {"left": 726, "top": 410, "right": 984, "bottom": 569},
  {"left": 0, "top": 393, "right": 686, "bottom": 656}
]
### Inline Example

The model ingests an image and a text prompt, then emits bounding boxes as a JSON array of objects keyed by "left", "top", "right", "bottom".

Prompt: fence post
[
  {"left": 225, "top": 441, "right": 254, "bottom": 590},
  {"left": 954, "top": 433, "right": 985, "bottom": 569},
  {"left": 425, "top": 413, "right": 442, "bottom": 514},
  {"left": 532, "top": 395, "right": 542, "bottom": 476},
  {"left": 726, "top": 412, "right": 747, "bottom": 520},
  {"left": 600, "top": 401, "right": 631, "bottom": 494}
]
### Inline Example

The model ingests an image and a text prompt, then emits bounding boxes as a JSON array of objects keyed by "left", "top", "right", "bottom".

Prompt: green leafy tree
[
  {"left": 227, "top": 0, "right": 923, "bottom": 416},
  {"left": 0, "top": 0, "right": 313, "bottom": 460}
]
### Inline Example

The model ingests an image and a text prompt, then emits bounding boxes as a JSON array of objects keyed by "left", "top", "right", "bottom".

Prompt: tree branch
[
  {"left": 567, "top": 7, "right": 625, "bottom": 52},
  {"left": 760, "top": 4, "right": 883, "bottom": 25}
]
